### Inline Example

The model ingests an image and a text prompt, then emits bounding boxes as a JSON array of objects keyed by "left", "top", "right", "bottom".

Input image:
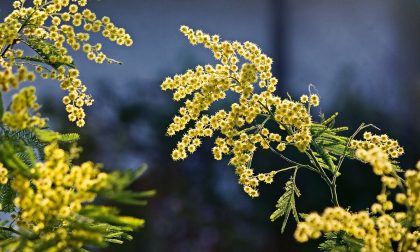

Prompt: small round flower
[
  {"left": 309, "top": 94, "right": 320, "bottom": 107},
  {"left": 300, "top": 95, "right": 308, "bottom": 103},
  {"left": 69, "top": 4, "right": 78, "bottom": 13},
  {"left": 0, "top": 163, "right": 9, "bottom": 185}
]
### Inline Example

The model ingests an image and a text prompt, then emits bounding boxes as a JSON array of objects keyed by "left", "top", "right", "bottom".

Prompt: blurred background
[{"left": 1, "top": 0, "right": 420, "bottom": 251}]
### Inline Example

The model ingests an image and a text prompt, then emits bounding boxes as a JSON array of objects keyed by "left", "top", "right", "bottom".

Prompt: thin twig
[
  {"left": 261, "top": 136, "right": 318, "bottom": 174},
  {"left": 0, "top": 226, "right": 20, "bottom": 235}
]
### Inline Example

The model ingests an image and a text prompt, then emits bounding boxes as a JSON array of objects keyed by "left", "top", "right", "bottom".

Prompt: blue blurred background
[{"left": 1, "top": 0, "right": 420, "bottom": 251}]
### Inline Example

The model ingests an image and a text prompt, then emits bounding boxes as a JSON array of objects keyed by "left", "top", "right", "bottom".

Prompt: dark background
[{"left": 1, "top": 0, "right": 420, "bottom": 251}]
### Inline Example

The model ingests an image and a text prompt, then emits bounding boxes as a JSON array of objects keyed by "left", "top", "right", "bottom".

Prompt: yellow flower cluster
[
  {"left": 351, "top": 132, "right": 404, "bottom": 159},
  {"left": 294, "top": 207, "right": 407, "bottom": 252},
  {"left": 0, "top": 55, "right": 36, "bottom": 92},
  {"left": 2, "top": 86, "right": 46, "bottom": 129},
  {"left": 358, "top": 148, "right": 398, "bottom": 214},
  {"left": 365, "top": 152, "right": 420, "bottom": 252},
  {"left": 300, "top": 94, "right": 320, "bottom": 107},
  {"left": 0, "top": 162, "right": 9, "bottom": 185},
  {"left": 0, "top": 19, "right": 19, "bottom": 49},
  {"left": 399, "top": 161, "right": 420, "bottom": 223},
  {"left": 355, "top": 147, "right": 394, "bottom": 176},
  {"left": 352, "top": 132, "right": 404, "bottom": 176},
  {"left": 296, "top": 147, "right": 420, "bottom": 252},
  {"left": 12, "top": 142, "right": 108, "bottom": 234},
  {"left": 273, "top": 98, "right": 312, "bottom": 152},
  {"left": 1, "top": 0, "right": 132, "bottom": 126},
  {"left": 58, "top": 68, "right": 93, "bottom": 127},
  {"left": 162, "top": 26, "right": 313, "bottom": 197},
  {"left": 380, "top": 161, "right": 420, "bottom": 252}
]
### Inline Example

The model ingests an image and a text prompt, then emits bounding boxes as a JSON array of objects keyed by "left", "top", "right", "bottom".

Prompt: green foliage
[
  {"left": 310, "top": 113, "right": 353, "bottom": 174},
  {"left": 0, "top": 221, "right": 14, "bottom": 241},
  {"left": 100, "top": 165, "right": 156, "bottom": 206},
  {"left": 25, "top": 36, "right": 76, "bottom": 69},
  {"left": 318, "top": 232, "right": 364, "bottom": 252},
  {"left": 79, "top": 205, "right": 144, "bottom": 231},
  {"left": 0, "top": 183, "right": 16, "bottom": 213},
  {"left": 269, "top": 112, "right": 354, "bottom": 233},
  {"left": 33, "top": 128, "right": 80, "bottom": 143},
  {"left": 0, "top": 136, "right": 33, "bottom": 178},
  {"left": 105, "top": 164, "right": 149, "bottom": 192},
  {"left": 270, "top": 177, "right": 301, "bottom": 233},
  {"left": 0, "top": 127, "right": 80, "bottom": 167},
  {"left": 0, "top": 124, "right": 153, "bottom": 250},
  {"left": 1, "top": 128, "right": 46, "bottom": 158}
]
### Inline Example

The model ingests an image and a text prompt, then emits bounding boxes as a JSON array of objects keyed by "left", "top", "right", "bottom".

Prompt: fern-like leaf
[
  {"left": 270, "top": 177, "right": 301, "bottom": 233},
  {"left": 58, "top": 133, "right": 80, "bottom": 142},
  {"left": 0, "top": 183, "right": 16, "bottom": 213},
  {"left": 319, "top": 231, "right": 364, "bottom": 252},
  {"left": 25, "top": 37, "right": 76, "bottom": 69},
  {"left": 310, "top": 113, "right": 358, "bottom": 175},
  {"left": 33, "top": 128, "right": 79, "bottom": 143},
  {"left": 1, "top": 128, "right": 46, "bottom": 160},
  {"left": 99, "top": 165, "right": 156, "bottom": 206}
]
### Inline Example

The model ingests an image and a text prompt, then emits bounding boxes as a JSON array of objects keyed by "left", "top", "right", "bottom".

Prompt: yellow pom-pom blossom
[
  {"left": 351, "top": 132, "right": 404, "bottom": 159},
  {"left": 12, "top": 142, "right": 108, "bottom": 236},
  {"left": 402, "top": 161, "right": 420, "bottom": 223},
  {"left": 0, "top": 20, "right": 19, "bottom": 50},
  {"left": 162, "top": 26, "right": 313, "bottom": 197},
  {"left": 294, "top": 207, "right": 407, "bottom": 252},
  {"left": 0, "top": 162, "right": 9, "bottom": 185},
  {"left": 295, "top": 149, "right": 420, "bottom": 252},
  {"left": 355, "top": 147, "right": 394, "bottom": 176},
  {"left": 0, "top": 0, "right": 133, "bottom": 126},
  {"left": 2, "top": 86, "right": 46, "bottom": 129},
  {"left": 0, "top": 56, "right": 35, "bottom": 92},
  {"left": 352, "top": 132, "right": 403, "bottom": 177},
  {"left": 309, "top": 94, "right": 319, "bottom": 107}
]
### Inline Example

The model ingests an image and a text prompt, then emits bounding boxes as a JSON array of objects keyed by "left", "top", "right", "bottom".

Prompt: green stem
[
  {"left": 306, "top": 149, "right": 331, "bottom": 183},
  {"left": 263, "top": 138, "right": 318, "bottom": 174},
  {"left": 0, "top": 226, "right": 21, "bottom": 235},
  {"left": 278, "top": 165, "right": 301, "bottom": 174},
  {"left": 306, "top": 149, "right": 339, "bottom": 206},
  {"left": 330, "top": 180, "right": 339, "bottom": 207}
]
